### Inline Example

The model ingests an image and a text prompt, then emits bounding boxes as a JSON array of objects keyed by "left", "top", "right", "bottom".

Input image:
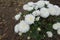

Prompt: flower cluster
[
  {"left": 14, "top": 14, "right": 35, "bottom": 33},
  {"left": 14, "top": 0, "right": 60, "bottom": 39},
  {"left": 23, "top": 0, "right": 60, "bottom": 18}
]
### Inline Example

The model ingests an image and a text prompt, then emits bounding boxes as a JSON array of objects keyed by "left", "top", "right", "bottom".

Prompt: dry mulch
[{"left": 0, "top": 0, "right": 60, "bottom": 40}]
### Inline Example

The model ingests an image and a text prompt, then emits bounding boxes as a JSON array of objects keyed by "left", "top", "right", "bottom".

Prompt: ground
[{"left": 0, "top": 0, "right": 60, "bottom": 40}]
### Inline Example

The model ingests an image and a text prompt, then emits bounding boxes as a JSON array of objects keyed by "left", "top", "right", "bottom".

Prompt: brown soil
[{"left": 0, "top": 0, "right": 60, "bottom": 40}]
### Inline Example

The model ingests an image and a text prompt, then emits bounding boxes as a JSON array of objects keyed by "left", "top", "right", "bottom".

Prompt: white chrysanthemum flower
[
  {"left": 46, "top": 31, "right": 53, "bottom": 37},
  {"left": 25, "top": 14, "right": 35, "bottom": 24},
  {"left": 27, "top": 2, "right": 35, "bottom": 7},
  {"left": 57, "top": 29, "right": 60, "bottom": 35},
  {"left": 40, "top": 7, "right": 50, "bottom": 18},
  {"left": 54, "top": 5, "right": 60, "bottom": 16},
  {"left": 47, "top": 4, "right": 60, "bottom": 16},
  {"left": 36, "top": 1, "right": 45, "bottom": 8},
  {"left": 15, "top": 12, "right": 22, "bottom": 20},
  {"left": 48, "top": 5, "right": 60, "bottom": 16},
  {"left": 53, "top": 22, "right": 60, "bottom": 30},
  {"left": 14, "top": 24, "right": 19, "bottom": 33},
  {"left": 18, "top": 20, "right": 30, "bottom": 33},
  {"left": 35, "top": 17, "right": 40, "bottom": 21},
  {"left": 48, "top": 6, "right": 56, "bottom": 16},
  {"left": 32, "top": 10, "right": 40, "bottom": 16},
  {"left": 23, "top": 4, "right": 33, "bottom": 11}
]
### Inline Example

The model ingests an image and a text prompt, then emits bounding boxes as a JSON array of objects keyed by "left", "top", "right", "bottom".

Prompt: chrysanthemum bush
[{"left": 14, "top": 0, "right": 60, "bottom": 40}]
